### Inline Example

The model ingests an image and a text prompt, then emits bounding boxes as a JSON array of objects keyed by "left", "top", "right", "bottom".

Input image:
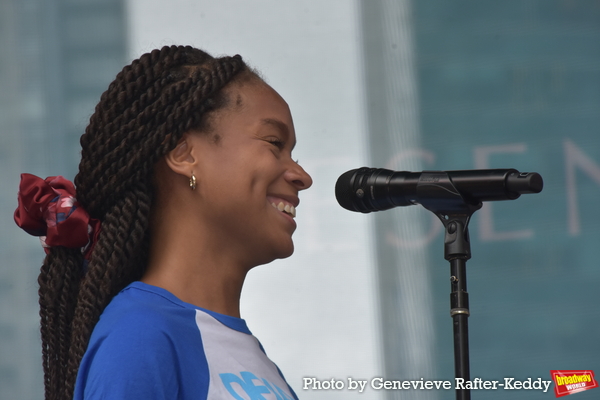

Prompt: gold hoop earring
[{"left": 189, "top": 173, "right": 196, "bottom": 190}]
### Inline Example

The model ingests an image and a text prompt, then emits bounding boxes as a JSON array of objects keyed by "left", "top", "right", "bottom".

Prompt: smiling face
[{"left": 187, "top": 78, "right": 312, "bottom": 269}]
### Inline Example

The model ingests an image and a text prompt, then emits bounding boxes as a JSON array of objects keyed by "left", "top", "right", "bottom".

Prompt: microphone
[{"left": 335, "top": 167, "right": 543, "bottom": 213}]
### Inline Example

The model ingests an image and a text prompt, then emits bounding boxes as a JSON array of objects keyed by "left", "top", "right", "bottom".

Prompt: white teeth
[{"left": 271, "top": 201, "right": 296, "bottom": 218}]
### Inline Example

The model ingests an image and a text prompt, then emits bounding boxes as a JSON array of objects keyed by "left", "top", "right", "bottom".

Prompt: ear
[{"left": 164, "top": 134, "right": 197, "bottom": 177}]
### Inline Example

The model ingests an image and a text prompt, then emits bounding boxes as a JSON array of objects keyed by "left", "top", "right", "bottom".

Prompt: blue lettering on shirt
[{"left": 220, "top": 372, "right": 294, "bottom": 400}]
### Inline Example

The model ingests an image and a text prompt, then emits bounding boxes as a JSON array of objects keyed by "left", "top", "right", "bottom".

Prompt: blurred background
[{"left": 1, "top": 1, "right": 598, "bottom": 399}]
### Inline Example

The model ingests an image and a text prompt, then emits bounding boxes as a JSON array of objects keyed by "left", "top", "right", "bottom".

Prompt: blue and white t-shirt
[{"left": 74, "top": 281, "right": 298, "bottom": 400}]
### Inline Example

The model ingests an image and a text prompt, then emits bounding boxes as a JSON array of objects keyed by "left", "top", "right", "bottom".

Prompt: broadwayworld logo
[{"left": 551, "top": 370, "right": 598, "bottom": 397}]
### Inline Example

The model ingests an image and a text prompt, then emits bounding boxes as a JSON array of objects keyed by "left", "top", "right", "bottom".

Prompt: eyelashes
[
  {"left": 265, "top": 137, "right": 286, "bottom": 149},
  {"left": 263, "top": 136, "right": 298, "bottom": 163}
]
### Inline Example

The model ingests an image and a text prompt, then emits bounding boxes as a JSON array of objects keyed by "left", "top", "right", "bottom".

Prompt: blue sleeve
[{"left": 74, "top": 308, "right": 210, "bottom": 400}]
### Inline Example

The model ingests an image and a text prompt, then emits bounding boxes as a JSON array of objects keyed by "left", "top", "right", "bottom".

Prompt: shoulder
[
  {"left": 74, "top": 282, "right": 210, "bottom": 400},
  {"left": 88, "top": 282, "right": 201, "bottom": 352}
]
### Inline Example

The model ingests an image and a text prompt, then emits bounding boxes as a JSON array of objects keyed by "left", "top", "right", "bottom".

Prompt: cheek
[{"left": 201, "top": 147, "right": 283, "bottom": 207}]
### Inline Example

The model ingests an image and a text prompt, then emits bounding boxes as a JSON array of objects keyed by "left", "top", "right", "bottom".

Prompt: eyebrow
[{"left": 261, "top": 118, "right": 296, "bottom": 150}]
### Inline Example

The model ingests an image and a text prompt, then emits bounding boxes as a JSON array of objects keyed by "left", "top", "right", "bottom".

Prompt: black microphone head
[
  {"left": 335, "top": 168, "right": 367, "bottom": 212},
  {"left": 335, "top": 167, "right": 409, "bottom": 213}
]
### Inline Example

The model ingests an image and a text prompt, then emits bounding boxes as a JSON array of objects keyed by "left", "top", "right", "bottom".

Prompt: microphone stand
[
  {"left": 335, "top": 166, "right": 542, "bottom": 398},
  {"left": 416, "top": 172, "right": 483, "bottom": 400}
]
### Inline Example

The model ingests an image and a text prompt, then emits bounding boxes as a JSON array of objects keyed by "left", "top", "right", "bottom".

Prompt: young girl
[{"left": 15, "top": 45, "right": 312, "bottom": 400}]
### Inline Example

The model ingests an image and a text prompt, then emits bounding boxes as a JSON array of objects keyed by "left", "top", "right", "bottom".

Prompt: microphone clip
[{"left": 417, "top": 171, "right": 482, "bottom": 261}]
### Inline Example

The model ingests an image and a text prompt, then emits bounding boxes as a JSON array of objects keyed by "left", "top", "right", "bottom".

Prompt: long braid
[
  {"left": 36, "top": 45, "right": 250, "bottom": 400},
  {"left": 38, "top": 247, "right": 84, "bottom": 400},
  {"left": 37, "top": 258, "right": 52, "bottom": 399},
  {"left": 63, "top": 188, "right": 149, "bottom": 399}
]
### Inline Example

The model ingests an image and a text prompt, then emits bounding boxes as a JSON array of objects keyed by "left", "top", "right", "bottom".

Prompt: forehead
[
  {"left": 231, "top": 80, "right": 290, "bottom": 114},
  {"left": 222, "top": 81, "right": 296, "bottom": 135}
]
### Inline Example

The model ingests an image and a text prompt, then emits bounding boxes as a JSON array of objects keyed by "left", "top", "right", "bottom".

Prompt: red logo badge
[{"left": 550, "top": 370, "right": 598, "bottom": 397}]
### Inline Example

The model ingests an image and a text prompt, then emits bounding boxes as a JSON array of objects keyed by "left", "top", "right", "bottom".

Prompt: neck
[{"left": 142, "top": 206, "right": 250, "bottom": 319}]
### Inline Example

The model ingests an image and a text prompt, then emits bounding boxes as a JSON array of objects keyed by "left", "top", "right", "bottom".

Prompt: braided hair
[{"left": 37, "top": 45, "right": 251, "bottom": 400}]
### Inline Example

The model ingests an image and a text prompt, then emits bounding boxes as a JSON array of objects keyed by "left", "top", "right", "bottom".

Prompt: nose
[{"left": 285, "top": 160, "right": 313, "bottom": 190}]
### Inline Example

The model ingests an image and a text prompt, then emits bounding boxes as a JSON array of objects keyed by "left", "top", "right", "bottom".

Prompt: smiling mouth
[{"left": 271, "top": 201, "right": 296, "bottom": 218}]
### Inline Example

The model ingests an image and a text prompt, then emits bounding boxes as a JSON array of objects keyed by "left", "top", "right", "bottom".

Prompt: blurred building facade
[
  {"left": 0, "top": 1, "right": 125, "bottom": 398},
  {"left": 362, "top": 1, "right": 600, "bottom": 399}
]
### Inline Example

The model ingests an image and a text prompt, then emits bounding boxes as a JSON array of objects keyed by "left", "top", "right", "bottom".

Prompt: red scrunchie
[{"left": 14, "top": 173, "right": 101, "bottom": 260}]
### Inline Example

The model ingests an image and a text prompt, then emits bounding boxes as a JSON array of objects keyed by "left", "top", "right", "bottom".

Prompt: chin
[
  {"left": 278, "top": 244, "right": 295, "bottom": 260},
  {"left": 271, "top": 240, "right": 295, "bottom": 261},
  {"left": 256, "top": 241, "right": 295, "bottom": 267}
]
